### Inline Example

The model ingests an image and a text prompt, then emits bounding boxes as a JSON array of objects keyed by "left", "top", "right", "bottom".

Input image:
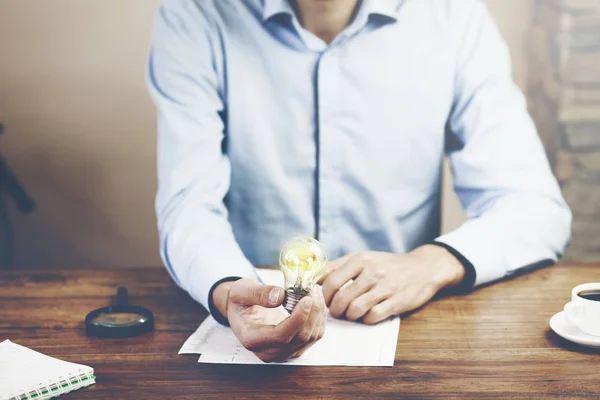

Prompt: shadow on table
[{"left": 545, "top": 329, "right": 600, "bottom": 355}]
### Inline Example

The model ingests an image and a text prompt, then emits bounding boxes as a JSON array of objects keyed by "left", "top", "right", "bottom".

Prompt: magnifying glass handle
[{"left": 117, "top": 287, "right": 128, "bottom": 307}]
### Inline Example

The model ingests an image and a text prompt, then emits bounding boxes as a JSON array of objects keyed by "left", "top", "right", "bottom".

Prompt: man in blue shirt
[{"left": 148, "top": 0, "right": 571, "bottom": 362}]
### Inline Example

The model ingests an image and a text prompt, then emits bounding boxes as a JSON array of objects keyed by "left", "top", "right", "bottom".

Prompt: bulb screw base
[{"left": 283, "top": 288, "right": 309, "bottom": 313}]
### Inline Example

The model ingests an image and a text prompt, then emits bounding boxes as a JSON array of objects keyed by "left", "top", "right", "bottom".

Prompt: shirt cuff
[
  {"left": 434, "top": 223, "right": 508, "bottom": 288},
  {"left": 428, "top": 241, "right": 477, "bottom": 293},
  {"left": 208, "top": 276, "right": 243, "bottom": 326}
]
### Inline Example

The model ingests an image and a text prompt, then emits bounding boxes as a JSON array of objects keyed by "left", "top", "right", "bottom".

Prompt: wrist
[
  {"left": 212, "top": 281, "right": 235, "bottom": 320},
  {"left": 418, "top": 244, "right": 466, "bottom": 290}
]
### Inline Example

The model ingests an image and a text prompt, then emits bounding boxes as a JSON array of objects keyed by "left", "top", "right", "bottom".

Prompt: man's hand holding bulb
[
  {"left": 211, "top": 239, "right": 465, "bottom": 362},
  {"left": 212, "top": 237, "right": 329, "bottom": 363},
  {"left": 212, "top": 278, "right": 327, "bottom": 363}
]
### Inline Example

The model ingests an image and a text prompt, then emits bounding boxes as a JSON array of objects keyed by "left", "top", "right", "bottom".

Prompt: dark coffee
[{"left": 577, "top": 290, "right": 600, "bottom": 302}]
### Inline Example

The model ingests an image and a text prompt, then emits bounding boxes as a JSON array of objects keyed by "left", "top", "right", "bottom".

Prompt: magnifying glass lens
[
  {"left": 85, "top": 288, "right": 154, "bottom": 337},
  {"left": 91, "top": 312, "right": 149, "bottom": 328}
]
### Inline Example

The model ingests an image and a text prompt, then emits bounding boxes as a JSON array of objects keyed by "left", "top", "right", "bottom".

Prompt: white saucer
[{"left": 549, "top": 311, "right": 600, "bottom": 348}]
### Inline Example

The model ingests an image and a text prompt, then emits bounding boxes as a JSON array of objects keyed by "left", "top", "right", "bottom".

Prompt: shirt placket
[{"left": 316, "top": 48, "right": 342, "bottom": 257}]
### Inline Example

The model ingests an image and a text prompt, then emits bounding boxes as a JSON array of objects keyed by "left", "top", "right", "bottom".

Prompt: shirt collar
[
  {"left": 262, "top": 0, "right": 403, "bottom": 24},
  {"left": 362, "top": 0, "right": 403, "bottom": 22},
  {"left": 262, "top": 0, "right": 295, "bottom": 23}
]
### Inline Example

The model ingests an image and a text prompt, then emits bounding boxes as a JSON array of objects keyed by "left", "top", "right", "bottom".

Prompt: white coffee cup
[{"left": 563, "top": 283, "right": 600, "bottom": 337}]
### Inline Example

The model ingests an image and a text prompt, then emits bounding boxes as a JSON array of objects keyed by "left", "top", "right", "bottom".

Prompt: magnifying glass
[{"left": 85, "top": 287, "right": 154, "bottom": 338}]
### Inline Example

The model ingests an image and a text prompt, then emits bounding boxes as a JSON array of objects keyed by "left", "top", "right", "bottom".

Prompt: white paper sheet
[{"left": 179, "top": 269, "right": 400, "bottom": 366}]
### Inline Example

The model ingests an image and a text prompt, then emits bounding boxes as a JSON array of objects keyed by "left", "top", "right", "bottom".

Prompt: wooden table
[{"left": 1, "top": 264, "right": 599, "bottom": 399}]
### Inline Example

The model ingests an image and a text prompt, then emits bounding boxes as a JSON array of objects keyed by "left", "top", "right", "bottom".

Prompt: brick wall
[{"left": 528, "top": 0, "right": 600, "bottom": 262}]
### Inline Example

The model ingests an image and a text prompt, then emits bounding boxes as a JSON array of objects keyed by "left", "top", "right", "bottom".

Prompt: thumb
[{"left": 229, "top": 279, "right": 285, "bottom": 308}]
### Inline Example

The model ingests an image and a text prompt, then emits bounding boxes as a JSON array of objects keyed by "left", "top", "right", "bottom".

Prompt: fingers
[
  {"left": 362, "top": 284, "right": 439, "bottom": 325},
  {"left": 290, "top": 290, "right": 328, "bottom": 359},
  {"left": 292, "top": 310, "right": 325, "bottom": 359},
  {"left": 240, "top": 296, "right": 312, "bottom": 352},
  {"left": 254, "top": 289, "right": 328, "bottom": 363},
  {"left": 228, "top": 278, "right": 284, "bottom": 308},
  {"left": 316, "top": 308, "right": 326, "bottom": 339},
  {"left": 317, "top": 252, "right": 355, "bottom": 285},
  {"left": 329, "top": 272, "right": 377, "bottom": 318},
  {"left": 291, "top": 286, "right": 327, "bottom": 347},
  {"left": 362, "top": 298, "right": 396, "bottom": 325},
  {"left": 321, "top": 257, "right": 364, "bottom": 305},
  {"left": 345, "top": 288, "right": 389, "bottom": 321}
]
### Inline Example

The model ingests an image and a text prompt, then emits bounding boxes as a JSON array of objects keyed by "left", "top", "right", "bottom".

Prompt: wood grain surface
[{"left": 1, "top": 264, "right": 599, "bottom": 399}]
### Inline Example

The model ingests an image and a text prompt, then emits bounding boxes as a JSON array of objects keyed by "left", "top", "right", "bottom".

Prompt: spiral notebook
[{"left": 0, "top": 340, "right": 95, "bottom": 400}]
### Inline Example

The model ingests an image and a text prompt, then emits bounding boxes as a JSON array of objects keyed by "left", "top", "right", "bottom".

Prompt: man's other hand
[
  {"left": 212, "top": 278, "right": 327, "bottom": 363},
  {"left": 318, "top": 245, "right": 465, "bottom": 324}
]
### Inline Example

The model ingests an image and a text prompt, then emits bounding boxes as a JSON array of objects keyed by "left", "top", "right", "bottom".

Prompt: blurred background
[{"left": 0, "top": 0, "right": 598, "bottom": 270}]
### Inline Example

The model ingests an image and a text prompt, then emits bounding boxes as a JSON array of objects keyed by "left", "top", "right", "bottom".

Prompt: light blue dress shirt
[{"left": 148, "top": 0, "right": 572, "bottom": 309}]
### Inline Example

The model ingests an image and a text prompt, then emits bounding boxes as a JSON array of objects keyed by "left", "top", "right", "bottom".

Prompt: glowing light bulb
[{"left": 279, "top": 237, "right": 328, "bottom": 313}]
